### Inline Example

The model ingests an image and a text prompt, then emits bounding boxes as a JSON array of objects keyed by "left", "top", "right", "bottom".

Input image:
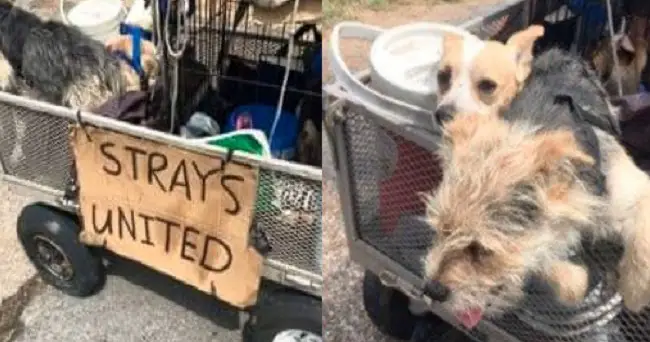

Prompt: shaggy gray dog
[{"left": 0, "top": 0, "right": 157, "bottom": 110}]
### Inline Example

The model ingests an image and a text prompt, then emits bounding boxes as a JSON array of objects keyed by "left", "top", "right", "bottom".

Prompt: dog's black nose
[
  {"left": 434, "top": 105, "right": 455, "bottom": 126},
  {"left": 424, "top": 280, "right": 451, "bottom": 302}
]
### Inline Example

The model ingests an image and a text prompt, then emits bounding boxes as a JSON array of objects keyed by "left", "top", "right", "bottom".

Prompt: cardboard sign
[{"left": 70, "top": 126, "right": 263, "bottom": 308}]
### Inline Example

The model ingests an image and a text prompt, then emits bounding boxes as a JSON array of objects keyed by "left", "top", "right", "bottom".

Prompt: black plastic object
[
  {"left": 362, "top": 270, "right": 418, "bottom": 340},
  {"left": 424, "top": 280, "right": 451, "bottom": 303},
  {"left": 410, "top": 315, "right": 474, "bottom": 342}
]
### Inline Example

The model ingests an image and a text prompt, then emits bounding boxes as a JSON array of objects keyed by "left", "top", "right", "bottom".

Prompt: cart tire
[
  {"left": 17, "top": 203, "right": 104, "bottom": 297},
  {"left": 363, "top": 270, "right": 417, "bottom": 340},
  {"left": 243, "top": 290, "right": 322, "bottom": 342}
]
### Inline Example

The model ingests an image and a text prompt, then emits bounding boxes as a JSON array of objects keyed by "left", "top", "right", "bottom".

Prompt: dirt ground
[
  {"left": 321, "top": 0, "right": 503, "bottom": 340},
  {"left": 322, "top": 0, "right": 504, "bottom": 83}
]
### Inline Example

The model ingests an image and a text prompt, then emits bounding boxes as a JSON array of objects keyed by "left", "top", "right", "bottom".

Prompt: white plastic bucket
[
  {"left": 326, "top": 21, "right": 475, "bottom": 132},
  {"left": 60, "top": 0, "right": 127, "bottom": 42}
]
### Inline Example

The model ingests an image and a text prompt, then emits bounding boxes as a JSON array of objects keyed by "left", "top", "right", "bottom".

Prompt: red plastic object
[{"left": 378, "top": 131, "right": 443, "bottom": 232}]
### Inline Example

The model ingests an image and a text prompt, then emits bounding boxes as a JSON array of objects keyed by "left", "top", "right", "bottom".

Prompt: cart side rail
[{"left": 0, "top": 91, "right": 322, "bottom": 296}]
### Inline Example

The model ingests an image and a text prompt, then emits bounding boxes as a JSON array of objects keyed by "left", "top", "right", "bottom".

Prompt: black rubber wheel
[
  {"left": 17, "top": 203, "right": 104, "bottom": 297},
  {"left": 363, "top": 270, "right": 417, "bottom": 340},
  {"left": 243, "top": 290, "right": 322, "bottom": 342},
  {"left": 410, "top": 315, "right": 471, "bottom": 342}
]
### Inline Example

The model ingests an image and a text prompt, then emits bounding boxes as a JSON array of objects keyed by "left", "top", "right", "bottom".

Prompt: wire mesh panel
[
  {"left": 256, "top": 169, "right": 321, "bottom": 274},
  {"left": 337, "top": 101, "right": 650, "bottom": 342},
  {"left": 0, "top": 97, "right": 322, "bottom": 278},
  {"left": 0, "top": 101, "right": 73, "bottom": 191}
]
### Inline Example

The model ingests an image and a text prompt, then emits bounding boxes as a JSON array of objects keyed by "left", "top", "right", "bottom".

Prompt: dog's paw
[{"left": 545, "top": 260, "right": 589, "bottom": 306}]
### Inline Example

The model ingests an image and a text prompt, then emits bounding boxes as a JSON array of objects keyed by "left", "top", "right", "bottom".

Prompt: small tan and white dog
[
  {"left": 433, "top": 25, "right": 545, "bottom": 122},
  {"left": 424, "top": 25, "right": 650, "bottom": 328}
]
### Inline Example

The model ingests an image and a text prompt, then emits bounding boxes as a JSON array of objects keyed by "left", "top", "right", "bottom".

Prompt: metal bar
[
  {"left": 351, "top": 240, "right": 424, "bottom": 290},
  {"left": 0, "top": 91, "right": 322, "bottom": 181},
  {"left": 263, "top": 258, "right": 322, "bottom": 297},
  {"left": 1, "top": 176, "right": 68, "bottom": 210},
  {"left": 324, "top": 73, "right": 443, "bottom": 153},
  {"left": 2, "top": 175, "right": 64, "bottom": 198},
  {"left": 332, "top": 111, "right": 362, "bottom": 244}
]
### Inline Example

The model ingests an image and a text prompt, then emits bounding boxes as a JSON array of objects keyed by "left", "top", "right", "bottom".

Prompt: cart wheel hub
[
  {"left": 272, "top": 329, "right": 321, "bottom": 342},
  {"left": 33, "top": 235, "right": 75, "bottom": 281}
]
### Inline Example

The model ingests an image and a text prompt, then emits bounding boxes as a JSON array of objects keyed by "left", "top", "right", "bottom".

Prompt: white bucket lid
[
  {"left": 66, "top": 0, "right": 124, "bottom": 28},
  {"left": 369, "top": 22, "right": 475, "bottom": 108}
]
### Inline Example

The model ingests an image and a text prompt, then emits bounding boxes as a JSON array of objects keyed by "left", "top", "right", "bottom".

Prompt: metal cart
[{"left": 325, "top": 0, "right": 650, "bottom": 341}]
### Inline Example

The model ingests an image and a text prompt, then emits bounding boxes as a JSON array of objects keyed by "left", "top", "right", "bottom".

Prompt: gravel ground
[{"left": 322, "top": 180, "right": 399, "bottom": 342}]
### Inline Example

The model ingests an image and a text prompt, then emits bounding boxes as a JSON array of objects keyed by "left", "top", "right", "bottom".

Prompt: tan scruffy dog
[
  {"left": 426, "top": 24, "right": 650, "bottom": 329},
  {"left": 423, "top": 114, "right": 610, "bottom": 329}
]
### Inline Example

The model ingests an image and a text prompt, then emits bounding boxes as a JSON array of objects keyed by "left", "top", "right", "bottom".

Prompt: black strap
[{"left": 276, "top": 23, "right": 322, "bottom": 57}]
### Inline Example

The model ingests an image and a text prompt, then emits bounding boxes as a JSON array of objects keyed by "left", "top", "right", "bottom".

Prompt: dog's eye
[
  {"left": 467, "top": 242, "right": 491, "bottom": 262},
  {"left": 477, "top": 79, "right": 497, "bottom": 95},
  {"left": 437, "top": 67, "right": 452, "bottom": 90}
]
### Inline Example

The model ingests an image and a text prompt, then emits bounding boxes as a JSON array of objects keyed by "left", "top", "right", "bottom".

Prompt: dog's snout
[
  {"left": 424, "top": 280, "right": 451, "bottom": 302},
  {"left": 435, "top": 105, "right": 455, "bottom": 126}
]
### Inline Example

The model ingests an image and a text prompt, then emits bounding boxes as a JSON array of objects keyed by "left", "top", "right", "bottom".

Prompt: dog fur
[
  {"left": 426, "top": 26, "right": 650, "bottom": 329},
  {"left": 0, "top": 1, "right": 158, "bottom": 111},
  {"left": 296, "top": 118, "right": 321, "bottom": 167},
  {"left": 591, "top": 18, "right": 648, "bottom": 97}
]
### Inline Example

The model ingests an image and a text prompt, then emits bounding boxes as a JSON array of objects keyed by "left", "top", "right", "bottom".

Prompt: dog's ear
[
  {"left": 506, "top": 25, "right": 545, "bottom": 83},
  {"left": 525, "top": 130, "right": 594, "bottom": 174},
  {"left": 614, "top": 34, "right": 636, "bottom": 53}
]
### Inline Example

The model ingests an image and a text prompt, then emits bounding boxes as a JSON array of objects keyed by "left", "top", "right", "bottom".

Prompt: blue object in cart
[
  {"left": 567, "top": 0, "right": 606, "bottom": 28},
  {"left": 117, "top": 23, "right": 153, "bottom": 77},
  {"left": 225, "top": 105, "right": 299, "bottom": 160}
]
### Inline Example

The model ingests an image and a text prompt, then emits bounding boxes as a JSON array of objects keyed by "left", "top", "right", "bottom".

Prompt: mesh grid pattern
[
  {"left": 339, "top": 103, "right": 650, "bottom": 341},
  {"left": 0, "top": 99, "right": 322, "bottom": 276},
  {"left": 0, "top": 101, "right": 73, "bottom": 190},
  {"left": 256, "top": 169, "right": 322, "bottom": 274}
]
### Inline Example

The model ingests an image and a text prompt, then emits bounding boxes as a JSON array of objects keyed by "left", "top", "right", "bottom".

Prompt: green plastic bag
[
  {"left": 202, "top": 129, "right": 271, "bottom": 157},
  {"left": 198, "top": 129, "right": 276, "bottom": 214}
]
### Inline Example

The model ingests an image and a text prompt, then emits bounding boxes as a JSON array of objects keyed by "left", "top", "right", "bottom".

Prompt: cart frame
[
  {"left": 324, "top": 0, "right": 623, "bottom": 340},
  {"left": 0, "top": 89, "right": 323, "bottom": 299}
]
